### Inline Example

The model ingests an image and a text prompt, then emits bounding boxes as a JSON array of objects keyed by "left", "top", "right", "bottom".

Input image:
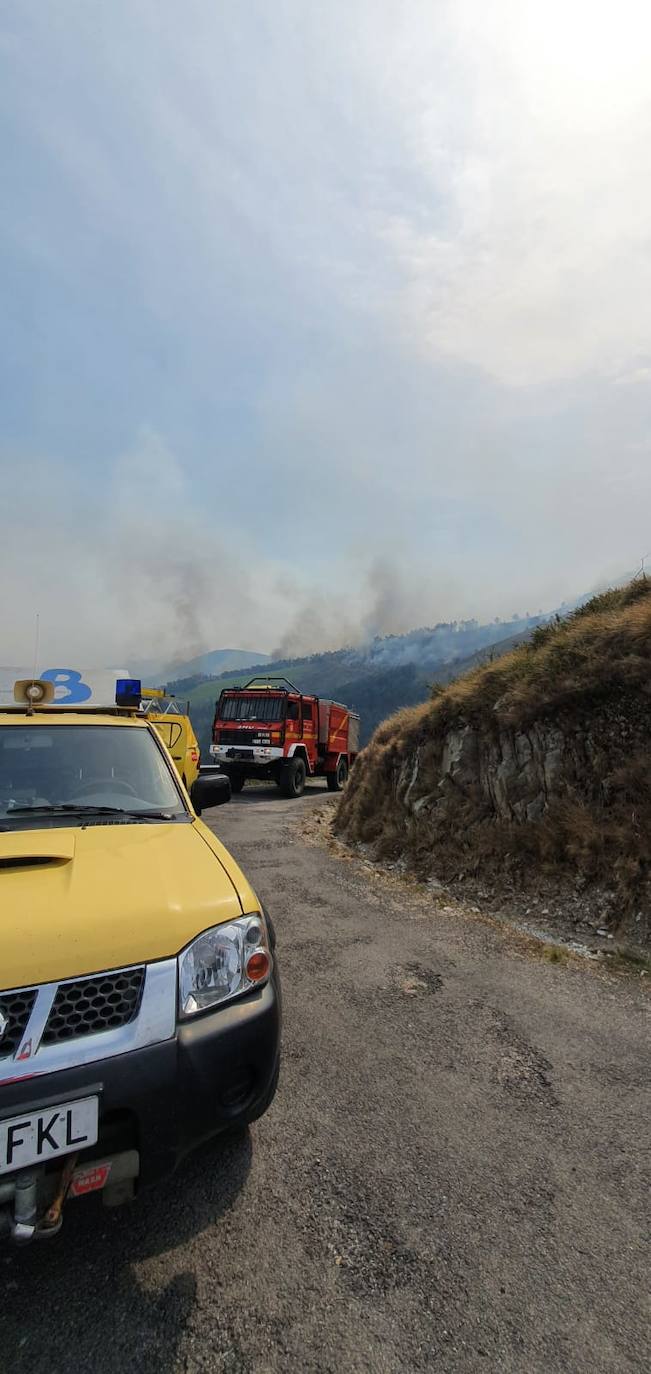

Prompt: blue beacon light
[{"left": 115, "top": 678, "right": 142, "bottom": 708}]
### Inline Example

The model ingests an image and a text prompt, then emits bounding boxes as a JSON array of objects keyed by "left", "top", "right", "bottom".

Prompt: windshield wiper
[{"left": 5, "top": 804, "right": 176, "bottom": 821}]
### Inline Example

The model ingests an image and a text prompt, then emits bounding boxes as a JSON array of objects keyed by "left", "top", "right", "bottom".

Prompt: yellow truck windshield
[{"left": 0, "top": 725, "right": 186, "bottom": 827}]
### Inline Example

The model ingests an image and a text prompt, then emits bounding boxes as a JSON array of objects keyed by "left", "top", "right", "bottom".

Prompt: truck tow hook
[
  {"left": 37, "top": 1153, "right": 79, "bottom": 1238},
  {"left": 1, "top": 1154, "right": 79, "bottom": 1243}
]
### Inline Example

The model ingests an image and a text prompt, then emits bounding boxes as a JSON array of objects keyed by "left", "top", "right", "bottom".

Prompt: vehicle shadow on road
[{"left": 1, "top": 1129, "right": 253, "bottom": 1373}]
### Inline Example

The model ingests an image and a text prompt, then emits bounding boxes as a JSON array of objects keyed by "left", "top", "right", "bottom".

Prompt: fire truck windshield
[{"left": 219, "top": 695, "right": 285, "bottom": 722}]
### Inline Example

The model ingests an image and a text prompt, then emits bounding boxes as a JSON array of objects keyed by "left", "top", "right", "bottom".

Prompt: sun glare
[{"left": 498, "top": 0, "right": 651, "bottom": 115}]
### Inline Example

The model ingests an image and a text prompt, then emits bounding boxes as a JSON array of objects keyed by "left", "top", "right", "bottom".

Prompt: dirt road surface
[{"left": 3, "top": 788, "right": 649, "bottom": 1373}]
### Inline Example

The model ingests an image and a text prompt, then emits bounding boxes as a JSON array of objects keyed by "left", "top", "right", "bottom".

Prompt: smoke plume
[{"left": 0, "top": 433, "right": 267, "bottom": 670}]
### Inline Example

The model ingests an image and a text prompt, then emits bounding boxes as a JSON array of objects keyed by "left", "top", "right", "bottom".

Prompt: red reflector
[
  {"left": 246, "top": 951, "right": 270, "bottom": 982},
  {"left": 69, "top": 1162, "right": 112, "bottom": 1197}
]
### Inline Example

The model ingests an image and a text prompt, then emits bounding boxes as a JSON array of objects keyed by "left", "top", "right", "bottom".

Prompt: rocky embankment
[{"left": 336, "top": 581, "right": 651, "bottom": 950}]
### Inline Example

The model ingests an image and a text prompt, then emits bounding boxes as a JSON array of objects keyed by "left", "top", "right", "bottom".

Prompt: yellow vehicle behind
[
  {"left": 0, "top": 677, "right": 281, "bottom": 1244},
  {"left": 140, "top": 688, "right": 200, "bottom": 789}
]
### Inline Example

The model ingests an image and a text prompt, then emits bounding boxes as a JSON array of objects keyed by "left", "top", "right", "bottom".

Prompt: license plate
[{"left": 0, "top": 1096, "right": 99, "bottom": 1175}]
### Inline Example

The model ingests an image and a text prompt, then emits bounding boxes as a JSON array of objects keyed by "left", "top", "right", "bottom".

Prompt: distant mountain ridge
[
  {"left": 139, "top": 647, "right": 269, "bottom": 685},
  {"left": 191, "top": 609, "right": 549, "bottom": 691}
]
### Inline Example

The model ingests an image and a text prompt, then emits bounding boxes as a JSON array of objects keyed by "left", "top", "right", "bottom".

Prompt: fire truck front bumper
[{"left": 209, "top": 745, "right": 286, "bottom": 766}]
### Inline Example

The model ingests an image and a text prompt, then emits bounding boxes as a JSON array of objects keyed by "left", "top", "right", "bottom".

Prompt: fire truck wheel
[
  {"left": 327, "top": 757, "right": 349, "bottom": 791},
  {"left": 228, "top": 772, "right": 246, "bottom": 793},
  {"left": 280, "top": 757, "right": 306, "bottom": 798}
]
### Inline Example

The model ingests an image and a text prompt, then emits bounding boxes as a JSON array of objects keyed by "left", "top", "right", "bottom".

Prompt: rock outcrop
[
  {"left": 336, "top": 581, "right": 651, "bottom": 946},
  {"left": 395, "top": 702, "right": 646, "bottom": 826}
]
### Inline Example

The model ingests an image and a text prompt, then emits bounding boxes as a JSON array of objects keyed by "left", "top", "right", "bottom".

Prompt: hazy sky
[{"left": 2, "top": 0, "right": 650, "bottom": 665}]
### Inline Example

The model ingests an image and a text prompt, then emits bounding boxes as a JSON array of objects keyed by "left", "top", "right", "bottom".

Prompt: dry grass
[
  {"left": 337, "top": 579, "right": 651, "bottom": 941},
  {"left": 426, "top": 576, "right": 651, "bottom": 730}
]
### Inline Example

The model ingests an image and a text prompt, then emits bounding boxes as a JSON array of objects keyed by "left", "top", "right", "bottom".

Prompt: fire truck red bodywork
[{"left": 210, "top": 678, "right": 360, "bottom": 796}]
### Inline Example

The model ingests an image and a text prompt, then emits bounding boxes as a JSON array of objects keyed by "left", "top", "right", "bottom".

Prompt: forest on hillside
[{"left": 169, "top": 616, "right": 537, "bottom": 757}]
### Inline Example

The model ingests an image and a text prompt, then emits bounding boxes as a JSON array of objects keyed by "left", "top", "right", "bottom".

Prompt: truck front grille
[
  {"left": 0, "top": 989, "right": 37, "bottom": 1059},
  {"left": 41, "top": 968, "right": 146, "bottom": 1045},
  {"left": 216, "top": 729, "right": 275, "bottom": 745}
]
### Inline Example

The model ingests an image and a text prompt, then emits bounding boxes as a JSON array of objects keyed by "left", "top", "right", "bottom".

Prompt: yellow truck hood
[{"left": 0, "top": 820, "right": 259, "bottom": 989}]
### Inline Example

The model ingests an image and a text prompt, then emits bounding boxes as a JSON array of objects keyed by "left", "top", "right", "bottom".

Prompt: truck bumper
[
  {"left": 210, "top": 745, "right": 285, "bottom": 767},
  {"left": 0, "top": 972, "right": 281, "bottom": 1203}
]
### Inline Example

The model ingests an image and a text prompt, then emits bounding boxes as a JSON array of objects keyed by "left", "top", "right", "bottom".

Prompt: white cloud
[
  {"left": 1, "top": 0, "right": 651, "bottom": 657},
  {"left": 366, "top": 0, "right": 651, "bottom": 385},
  {"left": 614, "top": 366, "right": 651, "bottom": 387},
  {"left": 6, "top": 0, "right": 650, "bottom": 390}
]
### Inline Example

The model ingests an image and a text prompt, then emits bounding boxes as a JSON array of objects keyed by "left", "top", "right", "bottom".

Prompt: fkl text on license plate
[{"left": 0, "top": 1096, "right": 99, "bottom": 1175}]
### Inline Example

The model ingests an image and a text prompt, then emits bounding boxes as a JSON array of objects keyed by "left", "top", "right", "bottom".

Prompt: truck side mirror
[{"left": 191, "top": 773, "right": 231, "bottom": 815}]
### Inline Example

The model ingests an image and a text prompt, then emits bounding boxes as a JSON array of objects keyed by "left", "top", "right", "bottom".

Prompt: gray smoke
[
  {"left": 0, "top": 433, "right": 266, "bottom": 669},
  {"left": 2, "top": 432, "right": 620, "bottom": 674},
  {"left": 2, "top": 438, "right": 453, "bottom": 671},
  {"left": 271, "top": 556, "right": 461, "bottom": 660}
]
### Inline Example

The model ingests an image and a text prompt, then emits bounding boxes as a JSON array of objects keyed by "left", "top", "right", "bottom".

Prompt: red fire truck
[{"left": 209, "top": 677, "right": 360, "bottom": 797}]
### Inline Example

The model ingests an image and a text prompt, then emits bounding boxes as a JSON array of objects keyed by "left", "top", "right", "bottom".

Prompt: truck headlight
[{"left": 178, "top": 914, "right": 272, "bottom": 1018}]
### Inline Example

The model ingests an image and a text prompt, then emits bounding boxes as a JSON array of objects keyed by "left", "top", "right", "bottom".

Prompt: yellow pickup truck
[
  {"left": 140, "top": 688, "right": 201, "bottom": 789},
  {"left": 0, "top": 678, "right": 280, "bottom": 1243}
]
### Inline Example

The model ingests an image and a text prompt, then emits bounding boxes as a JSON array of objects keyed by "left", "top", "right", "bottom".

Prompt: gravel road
[{"left": 3, "top": 788, "right": 649, "bottom": 1373}]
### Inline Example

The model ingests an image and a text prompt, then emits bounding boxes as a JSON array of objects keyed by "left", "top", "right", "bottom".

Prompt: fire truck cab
[{"left": 210, "top": 678, "right": 360, "bottom": 797}]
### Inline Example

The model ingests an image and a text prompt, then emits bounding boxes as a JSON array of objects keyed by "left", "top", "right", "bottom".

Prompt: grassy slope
[{"left": 336, "top": 579, "right": 651, "bottom": 928}]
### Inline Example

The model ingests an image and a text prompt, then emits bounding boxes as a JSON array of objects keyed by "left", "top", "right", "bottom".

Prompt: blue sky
[{"left": 1, "top": 0, "right": 650, "bottom": 665}]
